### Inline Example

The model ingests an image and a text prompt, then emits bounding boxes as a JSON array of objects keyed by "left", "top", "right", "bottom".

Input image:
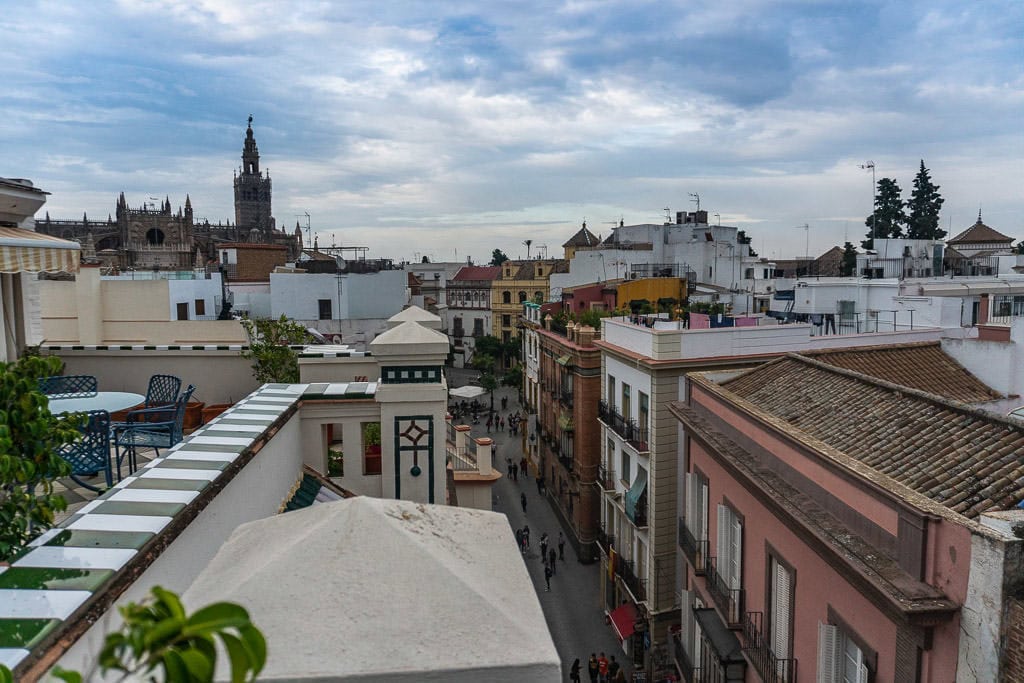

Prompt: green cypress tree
[
  {"left": 906, "top": 160, "right": 945, "bottom": 239},
  {"left": 862, "top": 177, "right": 907, "bottom": 250},
  {"left": 840, "top": 242, "right": 858, "bottom": 276}
]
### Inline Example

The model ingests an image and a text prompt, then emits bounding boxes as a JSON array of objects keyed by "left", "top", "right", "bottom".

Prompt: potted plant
[
  {"left": 0, "top": 355, "right": 81, "bottom": 562},
  {"left": 239, "top": 315, "right": 312, "bottom": 384}
]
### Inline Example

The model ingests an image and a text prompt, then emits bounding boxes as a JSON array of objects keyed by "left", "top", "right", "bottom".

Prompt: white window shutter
[
  {"left": 857, "top": 661, "right": 869, "bottom": 683},
  {"left": 817, "top": 622, "right": 839, "bottom": 683},
  {"left": 771, "top": 559, "right": 792, "bottom": 658},
  {"left": 716, "top": 504, "right": 728, "bottom": 570},
  {"left": 730, "top": 515, "right": 743, "bottom": 590},
  {"left": 699, "top": 480, "right": 708, "bottom": 540},
  {"left": 685, "top": 473, "right": 695, "bottom": 534}
]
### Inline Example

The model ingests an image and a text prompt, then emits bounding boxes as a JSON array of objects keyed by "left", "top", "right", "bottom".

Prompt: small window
[
  {"left": 763, "top": 268, "right": 770, "bottom": 279},
  {"left": 194, "top": 299, "right": 206, "bottom": 316},
  {"left": 518, "top": 291, "right": 527, "bottom": 303},
  {"left": 620, "top": 448, "right": 631, "bottom": 486},
  {"left": 502, "top": 314, "right": 511, "bottom": 327},
  {"left": 503, "top": 291, "right": 512, "bottom": 304},
  {"left": 362, "top": 422, "right": 382, "bottom": 475},
  {"left": 744, "top": 268, "right": 754, "bottom": 279},
  {"left": 318, "top": 299, "right": 332, "bottom": 320},
  {"left": 607, "top": 375, "right": 616, "bottom": 408}
]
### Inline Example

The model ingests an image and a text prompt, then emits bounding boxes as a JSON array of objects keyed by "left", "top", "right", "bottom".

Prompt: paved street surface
[{"left": 479, "top": 383, "right": 630, "bottom": 681}]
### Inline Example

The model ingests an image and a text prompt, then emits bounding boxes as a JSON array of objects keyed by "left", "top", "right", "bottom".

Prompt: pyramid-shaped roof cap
[
  {"left": 183, "top": 497, "right": 560, "bottom": 681},
  {"left": 387, "top": 304, "right": 442, "bottom": 329},
  {"left": 948, "top": 213, "right": 1014, "bottom": 245},
  {"left": 371, "top": 320, "right": 449, "bottom": 357},
  {"left": 562, "top": 223, "right": 601, "bottom": 248}
]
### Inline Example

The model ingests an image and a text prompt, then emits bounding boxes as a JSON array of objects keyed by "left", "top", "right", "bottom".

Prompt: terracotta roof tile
[
  {"left": 562, "top": 225, "right": 601, "bottom": 248},
  {"left": 722, "top": 354, "right": 1024, "bottom": 519},
  {"left": 452, "top": 265, "right": 501, "bottom": 281},
  {"left": 947, "top": 218, "right": 1014, "bottom": 245},
  {"left": 800, "top": 341, "right": 1001, "bottom": 404}
]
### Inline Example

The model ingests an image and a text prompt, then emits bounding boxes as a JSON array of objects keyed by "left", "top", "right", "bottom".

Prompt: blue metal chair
[
  {"left": 110, "top": 374, "right": 182, "bottom": 432},
  {"left": 38, "top": 375, "right": 98, "bottom": 399},
  {"left": 113, "top": 385, "right": 195, "bottom": 479},
  {"left": 56, "top": 410, "right": 113, "bottom": 492}
]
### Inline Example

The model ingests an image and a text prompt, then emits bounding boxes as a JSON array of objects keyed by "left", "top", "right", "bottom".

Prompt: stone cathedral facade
[{"left": 36, "top": 119, "right": 302, "bottom": 269}]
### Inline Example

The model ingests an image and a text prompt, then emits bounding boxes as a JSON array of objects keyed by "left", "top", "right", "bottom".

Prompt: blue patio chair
[
  {"left": 110, "top": 373, "right": 182, "bottom": 432},
  {"left": 113, "top": 384, "right": 195, "bottom": 479},
  {"left": 38, "top": 375, "right": 98, "bottom": 399},
  {"left": 56, "top": 410, "right": 113, "bottom": 492}
]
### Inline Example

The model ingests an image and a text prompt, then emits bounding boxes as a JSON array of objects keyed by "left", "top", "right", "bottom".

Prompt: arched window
[
  {"left": 146, "top": 228, "right": 165, "bottom": 245},
  {"left": 535, "top": 291, "right": 544, "bottom": 303},
  {"left": 518, "top": 291, "right": 527, "bottom": 303},
  {"left": 502, "top": 291, "right": 512, "bottom": 304}
]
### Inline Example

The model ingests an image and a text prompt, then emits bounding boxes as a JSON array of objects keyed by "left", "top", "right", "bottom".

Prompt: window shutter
[
  {"left": 857, "top": 661, "right": 869, "bottom": 683},
  {"left": 730, "top": 515, "right": 743, "bottom": 590},
  {"left": 685, "top": 474, "right": 695, "bottom": 534},
  {"left": 699, "top": 480, "right": 708, "bottom": 540},
  {"left": 716, "top": 504, "right": 728, "bottom": 571},
  {"left": 817, "top": 622, "right": 839, "bottom": 683},
  {"left": 771, "top": 559, "right": 792, "bottom": 658}
]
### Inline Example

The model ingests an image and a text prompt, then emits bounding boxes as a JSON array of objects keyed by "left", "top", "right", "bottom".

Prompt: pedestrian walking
[
  {"left": 520, "top": 457, "right": 527, "bottom": 478},
  {"left": 587, "top": 654, "right": 599, "bottom": 683},
  {"left": 521, "top": 534, "right": 528, "bottom": 554},
  {"left": 544, "top": 563, "right": 552, "bottom": 591},
  {"left": 548, "top": 547, "right": 557, "bottom": 574},
  {"left": 608, "top": 656, "right": 620, "bottom": 681},
  {"left": 536, "top": 474, "right": 543, "bottom": 495},
  {"left": 523, "top": 525, "right": 530, "bottom": 547},
  {"left": 507, "top": 458, "right": 514, "bottom": 480},
  {"left": 520, "top": 492, "right": 527, "bottom": 514},
  {"left": 540, "top": 532, "right": 549, "bottom": 559},
  {"left": 486, "top": 417, "right": 492, "bottom": 433},
  {"left": 558, "top": 531, "right": 566, "bottom": 560},
  {"left": 597, "top": 653, "right": 609, "bottom": 683},
  {"left": 570, "top": 658, "right": 581, "bottom": 683}
]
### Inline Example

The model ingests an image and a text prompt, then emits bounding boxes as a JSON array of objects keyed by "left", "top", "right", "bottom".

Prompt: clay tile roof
[
  {"left": 562, "top": 225, "right": 601, "bottom": 248},
  {"left": 800, "top": 341, "right": 1002, "bottom": 403},
  {"left": 452, "top": 265, "right": 501, "bottom": 281},
  {"left": 947, "top": 219, "right": 1014, "bottom": 245},
  {"left": 722, "top": 354, "right": 1024, "bottom": 519}
]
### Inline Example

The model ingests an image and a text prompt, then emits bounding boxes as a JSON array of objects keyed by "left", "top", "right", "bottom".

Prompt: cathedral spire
[{"left": 242, "top": 115, "right": 260, "bottom": 176}]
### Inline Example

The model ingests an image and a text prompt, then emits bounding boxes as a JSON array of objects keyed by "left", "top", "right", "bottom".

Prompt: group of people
[
  {"left": 570, "top": 652, "right": 626, "bottom": 683},
  {"left": 486, "top": 410, "right": 524, "bottom": 435},
  {"left": 513, "top": 526, "right": 566, "bottom": 592},
  {"left": 507, "top": 456, "right": 528, "bottom": 481}
]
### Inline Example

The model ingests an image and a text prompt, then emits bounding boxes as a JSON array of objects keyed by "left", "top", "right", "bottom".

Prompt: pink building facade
[{"left": 671, "top": 353, "right": 1024, "bottom": 682}]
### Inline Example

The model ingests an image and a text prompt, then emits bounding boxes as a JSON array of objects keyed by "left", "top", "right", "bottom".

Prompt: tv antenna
[
  {"left": 663, "top": 207, "right": 672, "bottom": 224},
  {"left": 794, "top": 223, "right": 810, "bottom": 260},
  {"left": 688, "top": 192, "right": 701, "bottom": 213}
]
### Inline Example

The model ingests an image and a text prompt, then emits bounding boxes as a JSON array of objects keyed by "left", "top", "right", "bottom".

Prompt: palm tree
[{"left": 523, "top": 239, "right": 533, "bottom": 260}]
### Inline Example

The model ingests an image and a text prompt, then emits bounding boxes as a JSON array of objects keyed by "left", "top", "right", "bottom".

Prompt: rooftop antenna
[
  {"left": 795, "top": 223, "right": 810, "bottom": 260},
  {"left": 663, "top": 207, "right": 672, "bottom": 224},
  {"left": 859, "top": 161, "right": 876, "bottom": 241},
  {"left": 688, "top": 192, "right": 700, "bottom": 213}
]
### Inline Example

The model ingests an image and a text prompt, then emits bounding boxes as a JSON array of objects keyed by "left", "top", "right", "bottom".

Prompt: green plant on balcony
[
  {"left": 0, "top": 355, "right": 80, "bottom": 562},
  {"left": 239, "top": 315, "right": 312, "bottom": 384},
  {"left": 327, "top": 448, "right": 344, "bottom": 477}
]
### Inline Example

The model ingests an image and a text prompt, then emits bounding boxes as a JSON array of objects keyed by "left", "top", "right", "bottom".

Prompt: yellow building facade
[{"left": 491, "top": 260, "right": 560, "bottom": 342}]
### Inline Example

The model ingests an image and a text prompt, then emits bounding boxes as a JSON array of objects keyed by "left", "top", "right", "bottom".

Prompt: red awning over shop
[{"left": 609, "top": 602, "right": 639, "bottom": 641}]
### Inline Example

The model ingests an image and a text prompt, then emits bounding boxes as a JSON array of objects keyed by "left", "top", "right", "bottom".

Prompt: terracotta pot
[
  {"left": 183, "top": 400, "right": 205, "bottom": 432},
  {"left": 201, "top": 403, "right": 232, "bottom": 423}
]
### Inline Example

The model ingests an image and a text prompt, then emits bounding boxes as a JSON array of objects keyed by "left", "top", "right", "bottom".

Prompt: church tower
[{"left": 233, "top": 116, "right": 274, "bottom": 238}]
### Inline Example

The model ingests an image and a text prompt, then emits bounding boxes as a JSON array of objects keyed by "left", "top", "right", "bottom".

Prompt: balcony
[
  {"left": 678, "top": 517, "right": 708, "bottom": 575},
  {"left": 597, "top": 465, "right": 616, "bottom": 491},
  {"left": 598, "top": 400, "right": 649, "bottom": 452},
  {"left": 559, "top": 388, "right": 574, "bottom": 407},
  {"left": 706, "top": 556, "right": 744, "bottom": 627},
  {"left": 672, "top": 632, "right": 699, "bottom": 683},
  {"left": 741, "top": 612, "right": 798, "bottom": 683},
  {"left": 626, "top": 494, "right": 647, "bottom": 528},
  {"left": 616, "top": 556, "right": 647, "bottom": 603},
  {"left": 597, "top": 527, "right": 615, "bottom": 556}
]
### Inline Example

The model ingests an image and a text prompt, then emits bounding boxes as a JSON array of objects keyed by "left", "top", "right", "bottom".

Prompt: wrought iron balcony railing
[
  {"left": 678, "top": 517, "right": 709, "bottom": 575},
  {"left": 627, "top": 495, "right": 648, "bottom": 528},
  {"left": 598, "top": 400, "right": 649, "bottom": 452},
  {"left": 741, "top": 611, "right": 798, "bottom": 683},
  {"left": 616, "top": 557, "right": 647, "bottom": 603},
  {"left": 596, "top": 527, "right": 615, "bottom": 556},
  {"left": 706, "top": 556, "right": 744, "bottom": 627},
  {"left": 672, "top": 632, "right": 698, "bottom": 683},
  {"left": 597, "top": 465, "right": 616, "bottom": 491}
]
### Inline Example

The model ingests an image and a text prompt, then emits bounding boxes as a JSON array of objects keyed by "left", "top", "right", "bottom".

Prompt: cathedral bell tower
[{"left": 233, "top": 116, "right": 275, "bottom": 239}]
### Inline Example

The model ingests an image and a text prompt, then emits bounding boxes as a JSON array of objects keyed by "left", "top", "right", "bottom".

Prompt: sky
[{"left": 3, "top": 0, "right": 1022, "bottom": 264}]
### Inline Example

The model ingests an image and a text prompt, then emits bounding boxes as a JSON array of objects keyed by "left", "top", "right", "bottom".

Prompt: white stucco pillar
[{"left": 473, "top": 437, "right": 493, "bottom": 476}]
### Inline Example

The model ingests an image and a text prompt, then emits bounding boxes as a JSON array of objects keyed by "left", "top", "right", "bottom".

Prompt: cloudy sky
[{"left": 4, "top": 0, "right": 1022, "bottom": 263}]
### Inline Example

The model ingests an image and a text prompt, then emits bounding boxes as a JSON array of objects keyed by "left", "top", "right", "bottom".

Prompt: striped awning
[{"left": 0, "top": 227, "right": 80, "bottom": 273}]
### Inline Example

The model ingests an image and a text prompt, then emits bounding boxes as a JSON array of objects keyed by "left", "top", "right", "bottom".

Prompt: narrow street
[{"left": 474, "top": 382, "right": 629, "bottom": 681}]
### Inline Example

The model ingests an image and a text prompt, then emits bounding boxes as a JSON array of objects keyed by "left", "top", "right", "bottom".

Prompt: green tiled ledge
[
  {"left": 125, "top": 478, "right": 209, "bottom": 491},
  {"left": 0, "top": 568, "right": 114, "bottom": 592},
  {"left": 0, "top": 619, "right": 61, "bottom": 649},
  {"left": 91, "top": 501, "right": 185, "bottom": 517},
  {"left": 43, "top": 530, "right": 155, "bottom": 550}
]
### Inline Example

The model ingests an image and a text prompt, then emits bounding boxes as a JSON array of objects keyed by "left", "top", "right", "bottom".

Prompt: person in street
[
  {"left": 521, "top": 534, "right": 528, "bottom": 554},
  {"left": 570, "top": 658, "right": 581, "bottom": 683},
  {"left": 507, "top": 458, "right": 514, "bottom": 480},
  {"left": 520, "top": 457, "right": 528, "bottom": 478},
  {"left": 548, "top": 547, "right": 557, "bottom": 573},
  {"left": 540, "top": 532, "right": 549, "bottom": 559},
  {"left": 536, "top": 474, "right": 543, "bottom": 495},
  {"left": 521, "top": 492, "right": 527, "bottom": 513},
  {"left": 587, "top": 654, "right": 599, "bottom": 683},
  {"left": 607, "top": 656, "right": 620, "bottom": 681},
  {"left": 512, "top": 463, "right": 518, "bottom": 482},
  {"left": 544, "top": 563, "right": 552, "bottom": 591},
  {"left": 515, "top": 528, "right": 523, "bottom": 551},
  {"left": 597, "top": 653, "right": 608, "bottom": 682},
  {"left": 523, "top": 525, "right": 530, "bottom": 547},
  {"left": 558, "top": 531, "right": 566, "bottom": 560}
]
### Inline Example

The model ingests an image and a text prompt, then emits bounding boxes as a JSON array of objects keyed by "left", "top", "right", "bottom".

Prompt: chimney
[
  {"left": 676, "top": 211, "right": 685, "bottom": 225},
  {"left": 566, "top": 321, "right": 576, "bottom": 343},
  {"left": 544, "top": 314, "right": 553, "bottom": 331},
  {"left": 695, "top": 210, "right": 708, "bottom": 225}
]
